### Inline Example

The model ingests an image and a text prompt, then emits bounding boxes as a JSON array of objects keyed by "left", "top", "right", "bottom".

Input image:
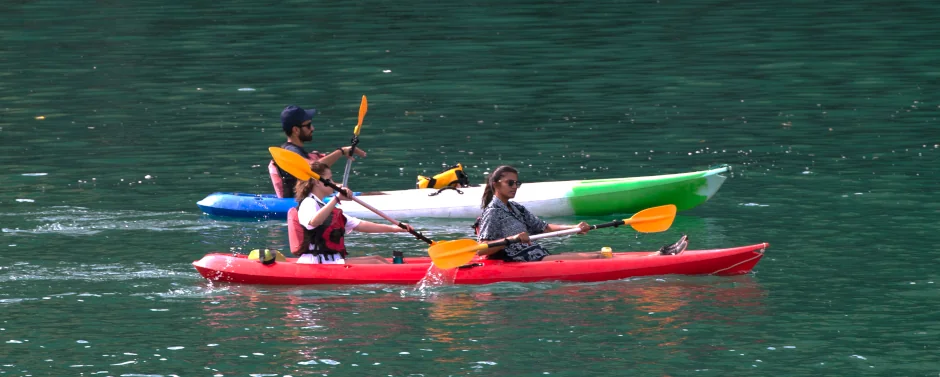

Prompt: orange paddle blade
[
  {"left": 354, "top": 95, "right": 367, "bottom": 135},
  {"left": 428, "top": 239, "right": 484, "bottom": 269},
  {"left": 269, "top": 147, "right": 319, "bottom": 181},
  {"left": 625, "top": 204, "right": 676, "bottom": 233}
]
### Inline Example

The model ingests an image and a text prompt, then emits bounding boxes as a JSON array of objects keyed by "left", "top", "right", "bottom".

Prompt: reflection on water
[
  {"left": 191, "top": 276, "right": 766, "bottom": 373},
  {"left": 421, "top": 291, "right": 502, "bottom": 360}
]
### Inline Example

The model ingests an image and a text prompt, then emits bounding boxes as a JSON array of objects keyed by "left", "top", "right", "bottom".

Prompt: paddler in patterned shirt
[
  {"left": 276, "top": 105, "right": 368, "bottom": 198},
  {"left": 290, "top": 162, "right": 415, "bottom": 264},
  {"left": 475, "top": 165, "right": 687, "bottom": 262}
]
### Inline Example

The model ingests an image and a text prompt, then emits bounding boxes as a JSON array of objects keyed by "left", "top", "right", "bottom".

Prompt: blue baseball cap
[{"left": 281, "top": 105, "right": 317, "bottom": 133}]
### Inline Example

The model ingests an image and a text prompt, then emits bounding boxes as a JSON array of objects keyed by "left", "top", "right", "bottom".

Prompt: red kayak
[{"left": 192, "top": 243, "right": 767, "bottom": 285}]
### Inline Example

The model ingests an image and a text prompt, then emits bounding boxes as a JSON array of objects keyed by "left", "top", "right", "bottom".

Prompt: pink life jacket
[
  {"left": 287, "top": 208, "right": 305, "bottom": 255},
  {"left": 268, "top": 160, "right": 285, "bottom": 198}
]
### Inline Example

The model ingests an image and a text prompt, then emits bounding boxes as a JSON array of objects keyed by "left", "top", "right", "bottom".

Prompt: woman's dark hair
[
  {"left": 481, "top": 165, "right": 519, "bottom": 209},
  {"left": 294, "top": 162, "right": 331, "bottom": 203}
]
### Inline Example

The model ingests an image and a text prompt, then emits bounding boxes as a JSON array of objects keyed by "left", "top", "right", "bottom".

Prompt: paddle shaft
[
  {"left": 479, "top": 217, "right": 657, "bottom": 250},
  {"left": 340, "top": 136, "right": 359, "bottom": 187},
  {"left": 320, "top": 177, "right": 434, "bottom": 245}
]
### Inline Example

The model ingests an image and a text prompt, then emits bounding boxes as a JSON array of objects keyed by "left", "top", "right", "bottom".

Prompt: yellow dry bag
[
  {"left": 248, "top": 249, "right": 287, "bottom": 265},
  {"left": 416, "top": 164, "right": 470, "bottom": 189}
]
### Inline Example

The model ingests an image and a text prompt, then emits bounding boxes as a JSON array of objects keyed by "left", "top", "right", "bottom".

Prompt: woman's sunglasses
[{"left": 500, "top": 179, "right": 523, "bottom": 187}]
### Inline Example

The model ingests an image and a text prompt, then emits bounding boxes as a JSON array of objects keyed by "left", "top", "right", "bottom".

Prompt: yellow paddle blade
[
  {"left": 354, "top": 95, "right": 367, "bottom": 135},
  {"left": 428, "top": 239, "right": 484, "bottom": 269},
  {"left": 268, "top": 147, "right": 320, "bottom": 181},
  {"left": 625, "top": 204, "right": 677, "bottom": 233}
]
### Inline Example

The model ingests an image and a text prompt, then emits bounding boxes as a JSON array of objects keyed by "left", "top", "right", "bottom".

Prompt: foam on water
[
  {"left": 1, "top": 206, "right": 234, "bottom": 236},
  {"left": 404, "top": 265, "right": 458, "bottom": 297},
  {"left": 0, "top": 262, "right": 189, "bottom": 284}
]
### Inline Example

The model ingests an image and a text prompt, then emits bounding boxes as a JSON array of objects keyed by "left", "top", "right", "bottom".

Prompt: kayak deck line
[{"left": 707, "top": 242, "right": 767, "bottom": 275}]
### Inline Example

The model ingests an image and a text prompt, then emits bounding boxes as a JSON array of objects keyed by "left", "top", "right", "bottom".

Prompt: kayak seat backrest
[
  {"left": 268, "top": 160, "right": 286, "bottom": 198},
  {"left": 287, "top": 207, "right": 305, "bottom": 256}
]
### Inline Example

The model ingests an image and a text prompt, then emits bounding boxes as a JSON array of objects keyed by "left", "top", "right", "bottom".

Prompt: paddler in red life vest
[
  {"left": 292, "top": 161, "right": 415, "bottom": 264},
  {"left": 276, "top": 105, "right": 368, "bottom": 198}
]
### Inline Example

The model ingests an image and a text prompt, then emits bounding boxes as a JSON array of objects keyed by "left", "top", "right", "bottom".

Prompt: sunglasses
[
  {"left": 500, "top": 179, "right": 523, "bottom": 187},
  {"left": 297, "top": 123, "right": 312, "bottom": 129}
]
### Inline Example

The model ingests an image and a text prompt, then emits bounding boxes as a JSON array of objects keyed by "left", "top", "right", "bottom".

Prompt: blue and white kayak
[
  {"left": 196, "top": 192, "right": 297, "bottom": 219},
  {"left": 196, "top": 192, "right": 354, "bottom": 220},
  {"left": 196, "top": 166, "right": 731, "bottom": 220}
]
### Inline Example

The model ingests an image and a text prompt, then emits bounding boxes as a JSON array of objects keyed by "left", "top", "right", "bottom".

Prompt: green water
[{"left": 2, "top": 0, "right": 939, "bottom": 375}]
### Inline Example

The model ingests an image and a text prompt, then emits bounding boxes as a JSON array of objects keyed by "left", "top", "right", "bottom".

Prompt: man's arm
[{"left": 315, "top": 147, "right": 367, "bottom": 167}]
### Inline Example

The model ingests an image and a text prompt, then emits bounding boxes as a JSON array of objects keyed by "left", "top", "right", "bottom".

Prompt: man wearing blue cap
[{"left": 276, "top": 105, "right": 367, "bottom": 198}]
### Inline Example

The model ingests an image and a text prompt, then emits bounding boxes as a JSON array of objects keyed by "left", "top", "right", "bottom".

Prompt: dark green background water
[{"left": 2, "top": 0, "right": 939, "bottom": 375}]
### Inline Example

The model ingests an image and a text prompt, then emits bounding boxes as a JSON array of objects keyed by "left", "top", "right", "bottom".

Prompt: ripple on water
[
  {"left": 0, "top": 206, "right": 233, "bottom": 236},
  {"left": 0, "top": 262, "right": 193, "bottom": 287}
]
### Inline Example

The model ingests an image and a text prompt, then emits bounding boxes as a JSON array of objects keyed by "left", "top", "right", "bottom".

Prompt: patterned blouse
[{"left": 477, "top": 199, "right": 549, "bottom": 261}]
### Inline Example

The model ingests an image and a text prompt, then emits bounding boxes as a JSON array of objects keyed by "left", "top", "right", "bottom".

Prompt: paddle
[
  {"left": 341, "top": 95, "right": 367, "bottom": 187},
  {"left": 268, "top": 146, "right": 435, "bottom": 245},
  {"left": 427, "top": 204, "right": 678, "bottom": 269}
]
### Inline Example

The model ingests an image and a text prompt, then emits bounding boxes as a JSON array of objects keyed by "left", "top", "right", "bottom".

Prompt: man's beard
[{"left": 300, "top": 132, "right": 313, "bottom": 142}]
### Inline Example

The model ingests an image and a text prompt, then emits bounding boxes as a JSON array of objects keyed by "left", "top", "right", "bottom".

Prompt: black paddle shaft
[
  {"left": 591, "top": 219, "right": 627, "bottom": 230},
  {"left": 320, "top": 177, "right": 345, "bottom": 193},
  {"left": 399, "top": 223, "right": 435, "bottom": 245},
  {"left": 486, "top": 219, "right": 626, "bottom": 248},
  {"left": 347, "top": 135, "right": 360, "bottom": 157}
]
